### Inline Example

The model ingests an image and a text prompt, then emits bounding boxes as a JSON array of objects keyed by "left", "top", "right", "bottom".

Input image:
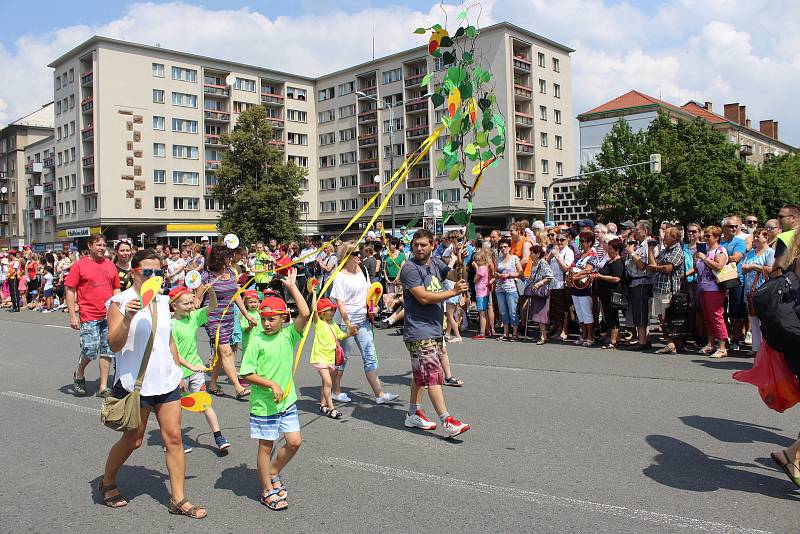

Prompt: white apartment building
[
  {"left": 46, "top": 22, "right": 573, "bottom": 246},
  {"left": 23, "top": 136, "right": 57, "bottom": 249}
]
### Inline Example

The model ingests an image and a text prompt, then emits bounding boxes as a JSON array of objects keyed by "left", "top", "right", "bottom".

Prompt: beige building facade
[{"left": 45, "top": 22, "right": 573, "bottom": 245}]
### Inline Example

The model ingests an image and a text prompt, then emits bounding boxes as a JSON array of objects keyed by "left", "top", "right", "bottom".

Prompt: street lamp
[{"left": 356, "top": 91, "right": 395, "bottom": 234}]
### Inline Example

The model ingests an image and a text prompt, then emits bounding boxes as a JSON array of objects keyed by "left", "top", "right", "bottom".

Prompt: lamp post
[{"left": 356, "top": 91, "right": 395, "bottom": 234}]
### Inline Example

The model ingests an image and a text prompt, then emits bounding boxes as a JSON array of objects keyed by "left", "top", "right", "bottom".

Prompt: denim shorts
[
  {"left": 475, "top": 295, "right": 489, "bottom": 312},
  {"left": 112, "top": 383, "right": 181, "bottom": 409},
  {"left": 250, "top": 403, "right": 300, "bottom": 441},
  {"left": 79, "top": 319, "right": 112, "bottom": 361}
]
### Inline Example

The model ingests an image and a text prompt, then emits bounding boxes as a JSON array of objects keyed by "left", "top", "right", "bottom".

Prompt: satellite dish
[
  {"left": 225, "top": 74, "right": 236, "bottom": 86},
  {"left": 0, "top": 187, "right": 6, "bottom": 194}
]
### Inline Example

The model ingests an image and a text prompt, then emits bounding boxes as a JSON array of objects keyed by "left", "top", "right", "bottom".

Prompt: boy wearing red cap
[
  {"left": 170, "top": 284, "right": 231, "bottom": 453},
  {"left": 239, "top": 268, "right": 309, "bottom": 510},
  {"left": 311, "top": 296, "right": 358, "bottom": 419}
]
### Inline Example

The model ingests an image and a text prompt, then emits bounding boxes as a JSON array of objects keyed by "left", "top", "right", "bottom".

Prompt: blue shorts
[
  {"left": 79, "top": 319, "right": 112, "bottom": 361},
  {"left": 250, "top": 403, "right": 300, "bottom": 441},
  {"left": 43, "top": 288, "right": 53, "bottom": 298},
  {"left": 112, "top": 383, "right": 181, "bottom": 409},
  {"left": 475, "top": 295, "right": 489, "bottom": 312}
]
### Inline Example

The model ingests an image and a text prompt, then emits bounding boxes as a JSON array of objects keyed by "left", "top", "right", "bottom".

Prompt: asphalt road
[{"left": 0, "top": 309, "right": 797, "bottom": 533}]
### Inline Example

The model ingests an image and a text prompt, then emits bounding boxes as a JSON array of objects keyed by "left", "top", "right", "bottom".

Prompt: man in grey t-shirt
[{"left": 399, "top": 228, "right": 470, "bottom": 438}]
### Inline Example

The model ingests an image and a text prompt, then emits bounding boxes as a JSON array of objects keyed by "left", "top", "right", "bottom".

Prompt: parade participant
[
  {"left": 100, "top": 249, "right": 207, "bottom": 518},
  {"left": 741, "top": 228, "right": 775, "bottom": 354},
  {"left": 400, "top": 229, "right": 470, "bottom": 437},
  {"left": 383, "top": 237, "right": 406, "bottom": 296},
  {"left": 239, "top": 290, "right": 263, "bottom": 353},
  {"left": 771, "top": 205, "right": 800, "bottom": 276},
  {"left": 329, "top": 241, "right": 398, "bottom": 404},
  {"left": 114, "top": 241, "right": 133, "bottom": 291},
  {"left": 299, "top": 237, "right": 318, "bottom": 280},
  {"left": 201, "top": 245, "right": 257, "bottom": 399},
  {"left": 695, "top": 226, "right": 729, "bottom": 358},
  {"left": 494, "top": 239, "right": 523, "bottom": 341},
  {"left": 311, "top": 297, "right": 358, "bottom": 419},
  {"left": 509, "top": 222, "right": 533, "bottom": 279},
  {"left": 6, "top": 249, "right": 21, "bottom": 312},
  {"left": 169, "top": 285, "right": 230, "bottom": 454},
  {"left": 239, "top": 269, "right": 309, "bottom": 511},
  {"left": 67, "top": 235, "right": 121, "bottom": 398},
  {"left": 253, "top": 241, "right": 273, "bottom": 294},
  {"left": 570, "top": 230, "right": 600, "bottom": 347},
  {"left": 595, "top": 237, "right": 625, "bottom": 349},
  {"left": 274, "top": 245, "right": 292, "bottom": 276}
]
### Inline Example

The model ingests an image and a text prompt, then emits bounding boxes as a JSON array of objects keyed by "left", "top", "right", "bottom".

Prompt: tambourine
[{"left": 568, "top": 269, "right": 592, "bottom": 290}]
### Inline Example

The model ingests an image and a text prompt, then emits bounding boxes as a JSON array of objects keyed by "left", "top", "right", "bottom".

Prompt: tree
[
  {"left": 213, "top": 106, "right": 304, "bottom": 244},
  {"left": 758, "top": 152, "right": 800, "bottom": 219}
]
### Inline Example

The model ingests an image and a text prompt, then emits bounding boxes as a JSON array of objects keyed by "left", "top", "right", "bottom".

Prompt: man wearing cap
[{"left": 6, "top": 250, "right": 22, "bottom": 312}]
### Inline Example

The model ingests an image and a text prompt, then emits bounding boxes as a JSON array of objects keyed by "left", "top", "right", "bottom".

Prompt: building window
[
  {"left": 299, "top": 179, "right": 309, "bottom": 191},
  {"left": 233, "top": 101, "right": 256, "bottom": 114},
  {"left": 153, "top": 116, "right": 165, "bottom": 130},
  {"left": 319, "top": 155, "right": 336, "bottom": 168},
  {"left": 153, "top": 169, "right": 166, "bottom": 183},
  {"left": 153, "top": 89, "right": 165, "bottom": 103},
  {"left": 383, "top": 118, "right": 403, "bottom": 133},
  {"left": 526, "top": 185, "right": 534, "bottom": 200},
  {"left": 287, "top": 155, "right": 308, "bottom": 168},
  {"left": 70, "top": 121, "right": 76, "bottom": 136},
  {"left": 382, "top": 68, "right": 401, "bottom": 85},
  {"left": 171, "top": 67, "right": 197, "bottom": 82},
  {"left": 319, "top": 132, "right": 336, "bottom": 146},
  {"left": 319, "top": 177, "right": 336, "bottom": 191},
  {"left": 318, "top": 110, "right": 336, "bottom": 124},
  {"left": 286, "top": 86, "right": 307, "bottom": 100},
  {"left": 56, "top": 77, "right": 61, "bottom": 90},
  {"left": 340, "top": 199, "right": 358, "bottom": 212},
  {"left": 538, "top": 52, "right": 546, "bottom": 68},
  {"left": 437, "top": 188, "right": 460, "bottom": 203},
  {"left": 286, "top": 109, "right": 307, "bottom": 123},
  {"left": 287, "top": 132, "right": 308, "bottom": 146},
  {"left": 320, "top": 200, "right": 336, "bottom": 213},
  {"left": 555, "top": 135, "right": 563, "bottom": 150},
  {"left": 339, "top": 151, "right": 356, "bottom": 164},
  {"left": 556, "top": 162, "right": 563, "bottom": 176},
  {"left": 410, "top": 191, "right": 432, "bottom": 205},
  {"left": 171, "top": 92, "right": 198, "bottom": 108},
  {"left": 538, "top": 79, "right": 546, "bottom": 94},
  {"left": 541, "top": 159, "right": 549, "bottom": 174},
  {"left": 174, "top": 197, "right": 200, "bottom": 210},
  {"left": 69, "top": 95, "right": 75, "bottom": 109},
  {"left": 153, "top": 143, "right": 165, "bottom": 157},
  {"left": 68, "top": 68, "right": 74, "bottom": 83},
  {"left": 172, "top": 118, "right": 198, "bottom": 133},
  {"left": 299, "top": 201, "right": 309, "bottom": 214},
  {"left": 515, "top": 184, "right": 522, "bottom": 199},
  {"left": 553, "top": 83, "right": 561, "bottom": 98},
  {"left": 554, "top": 109, "right": 562, "bottom": 124},
  {"left": 553, "top": 57, "right": 560, "bottom": 72},
  {"left": 173, "top": 171, "right": 199, "bottom": 185},
  {"left": 318, "top": 87, "right": 335, "bottom": 101},
  {"left": 339, "top": 175, "right": 357, "bottom": 188},
  {"left": 339, "top": 104, "right": 356, "bottom": 118},
  {"left": 339, "top": 128, "right": 356, "bottom": 142},
  {"left": 394, "top": 193, "right": 406, "bottom": 207},
  {"left": 152, "top": 63, "right": 164, "bottom": 77},
  {"left": 172, "top": 145, "right": 199, "bottom": 159},
  {"left": 338, "top": 81, "right": 356, "bottom": 96},
  {"left": 233, "top": 77, "right": 255, "bottom": 92},
  {"left": 154, "top": 196, "right": 166, "bottom": 210}
]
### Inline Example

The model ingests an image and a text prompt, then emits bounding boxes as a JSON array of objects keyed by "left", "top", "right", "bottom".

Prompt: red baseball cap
[
  {"left": 259, "top": 296, "right": 288, "bottom": 317},
  {"left": 316, "top": 298, "right": 338, "bottom": 312},
  {"left": 8, "top": 249, "right": 17, "bottom": 255},
  {"left": 242, "top": 290, "right": 259, "bottom": 300},
  {"left": 168, "top": 286, "right": 192, "bottom": 301}
]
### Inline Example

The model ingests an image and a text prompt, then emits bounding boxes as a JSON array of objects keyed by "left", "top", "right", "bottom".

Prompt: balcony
[
  {"left": 516, "top": 141, "right": 534, "bottom": 154},
  {"left": 25, "top": 162, "right": 43, "bottom": 174},
  {"left": 0, "top": 214, "right": 8, "bottom": 223},
  {"left": 43, "top": 157, "right": 54, "bottom": 169},
  {"left": 268, "top": 140, "right": 285, "bottom": 151},
  {"left": 81, "top": 96, "right": 93, "bottom": 113},
  {"left": 266, "top": 118, "right": 284, "bottom": 129},
  {"left": 32, "top": 185, "right": 44, "bottom": 197},
  {"left": 205, "top": 160, "right": 221, "bottom": 171},
  {"left": 260, "top": 93, "right": 284, "bottom": 106},
  {"left": 404, "top": 73, "right": 427, "bottom": 87},
  {"left": 80, "top": 71, "right": 93, "bottom": 86},
  {"left": 740, "top": 144, "right": 754, "bottom": 156},
  {"left": 82, "top": 183, "right": 96, "bottom": 194},
  {"left": 406, "top": 124, "right": 430, "bottom": 139},
  {"left": 44, "top": 207, "right": 55, "bottom": 217},
  {"left": 359, "top": 183, "right": 379, "bottom": 194},
  {"left": 204, "top": 134, "right": 227, "bottom": 146},
  {"left": 513, "top": 57, "right": 531, "bottom": 73},
  {"left": 358, "top": 134, "right": 378, "bottom": 147},
  {"left": 407, "top": 177, "right": 431, "bottom": 189},
  {"left": 81, "top": 125, "right": 94, "bottom": 141},
  {"left": 358, "top": 159, "right": 378, "bottom": 171},
  {"left": 357, "top": 86, "right": 377, "bottom": 99},
  {"left": 514, "top": 85, "right": 533, "bottom": 100},
  {"left": 358, "top": 110, "right": 378, "bottom": 124},
  {"left": 514, "top": 112, "right": 534, "bottom": 127},
  {"left": 33, "top": 209, "right": 43, "bottom": 220},
  {"left": 203, "top": 84, "right": 230, "bottom": 97},
  {"left": 515, "top": 169, "right": 536, "bottom": 182},
  {"left": 82, "top": 155, "right": 94, "bottom": 167},
  {"left": 405, "top": 97, "right": 428, "bottom": 114},
  {"left": 43, "top": 182, "right": 55, "bottom": 193},
  {"left": 204, "top": 110, "right": 230, "bottom": 122}
]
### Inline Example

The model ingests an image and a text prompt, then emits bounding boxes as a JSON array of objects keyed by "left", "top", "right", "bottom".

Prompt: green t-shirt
[
  {"left": 240, "top": 309, "right": 263, "bottom": 351},
  {"left": 384, "top": 251, "right": 406, "bottom": 280},
  {"left": 240, "top": 326, "right": 302, "bottom": 416},
  {"left": 172, "top": 308, "right": 207, "bottom": 378},
  {"left": 253, "top": 251, "right": 273, "bottom": 284}
]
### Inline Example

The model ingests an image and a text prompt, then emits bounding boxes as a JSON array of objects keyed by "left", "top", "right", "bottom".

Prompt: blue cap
[{"left": 544, "top": 221, "right": 556, "bottom": 228}]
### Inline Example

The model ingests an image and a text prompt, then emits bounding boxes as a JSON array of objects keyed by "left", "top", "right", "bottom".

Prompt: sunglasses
[
  {"left": 556, "top": 238, "right": 567, "bottom": 242},
  {"left": 351, "top": 251, "right": 361, "bottom": 257},
  {"left": 726, "top": 225, "right": 738, "bottom": 229},
  {"left": 687, "top": 230, "right": 698, "bottom": 234},
  {"left": 500, "top": 244, "right": 510, "bottom": 249},
  {"left": 580, "top": 239, "right": 593, "bottom": 243},
  {"left": 547, "top": 234, "right": 555, "bottom": 238},
  {"left": 135, "top": 268, "right": 165, "bottom": 278},
  {"left": 703, "top": 234, "right": 713, "bottom": 238},
  {"left": 765, "top": 226, "right": 777, "bottom": 231},
  {"left": 746, "top": 220, "right": 758, "bottom": 224}
]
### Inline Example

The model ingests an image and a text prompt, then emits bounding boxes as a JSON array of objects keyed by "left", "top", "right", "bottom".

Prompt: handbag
[
  {"left": 525, "top": 262, "right": 551, "bottom": 299},
  {"left": 714, "top": 262, "right": 741, "bottom": 290},
  {"left": 100, "top": 302, "right": 158, "bottom": 432},
  {"left": 747, "top": 271, "right": 761, "bottom": 317},
  {"left": 325, "top": 322, "right": 346, "bottom": 367},
  {"left": 610, "top": 291, "right": 629, "bottom": 311}
]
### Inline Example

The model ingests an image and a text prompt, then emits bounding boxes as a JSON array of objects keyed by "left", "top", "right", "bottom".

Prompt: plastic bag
[{"left": 732, "top": 342, "right": 800, "bottom": 413}]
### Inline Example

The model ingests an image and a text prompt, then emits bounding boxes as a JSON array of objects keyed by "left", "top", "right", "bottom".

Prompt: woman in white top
[
  {"left": 99, "top": 249, "right": 208, "bottom": 519},
  {"left": 329, "top": 241, "right": 398, "bottom": 404}
]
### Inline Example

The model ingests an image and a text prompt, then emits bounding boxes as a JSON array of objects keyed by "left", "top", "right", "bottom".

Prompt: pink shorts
[{"left": 313, "top": 363, "right": 335, "bottom": 372}]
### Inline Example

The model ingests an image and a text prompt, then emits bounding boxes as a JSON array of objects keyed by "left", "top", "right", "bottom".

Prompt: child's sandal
[
  {"left": 260, "top": 489, "right": 288, "bottom": 511},
  {"left": 270, "top": 475, "right": 287, "bottom": 498},
  {"left": 319, "top": 405, "right": 331, "bottom": 415},
  {"left": 327, "top": 409, "right": 343, "bottom": 419}
]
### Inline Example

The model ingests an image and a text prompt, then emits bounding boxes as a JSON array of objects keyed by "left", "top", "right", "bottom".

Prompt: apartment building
[
  {"left": 0, "top": 103, "right": 54, "bottom": 249},
  {"left": 45, "top": 22, "right": 573, "bottom": 245},
  {"left": 23, "top": 136, "right": 58, "bottom": 248}
]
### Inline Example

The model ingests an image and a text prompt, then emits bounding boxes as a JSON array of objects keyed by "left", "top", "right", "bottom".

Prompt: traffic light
[{"left": 649, "top": 153, "right": 662, "bottom": 174}]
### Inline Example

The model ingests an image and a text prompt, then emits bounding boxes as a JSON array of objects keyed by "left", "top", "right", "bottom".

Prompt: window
[
  {"left": 319, "top": 177, "right": 336, "bottom": 191},
  {"left": 65, "top": 201, "right": 71, "bottom": 215},
  {"left": 282, "top": 132, "right": 305, "bottom": 146},
  {"left": 56, "top": 77, "right": 61, "bottom": 90},
  {"left": 286, "top": 86, "right": 307, "bottom": 100},
  {"left": 555, "top": 135, "right": 563, "bottom": 150},
  {"left": 382, "top": 68, "right": 401, "bottom": 85},
  {"left": 339, "top": 151, "right": 356, "bottom": 164},
  {"left": 541, "top": 159, "right": 549, "bottom": 174},
  {"left": 287, "top": 155, "right": 308, "bottom": 168},
  {"left": 58, "top": 177, "right": 63, "bottom": 190},
  {"left": 58, "top": 202, "right": 63, "bottom": 215},
  {"left": 383, "top": 118, "right": 403, "bottom": 133},
  {"left": 538, "top": 52, "right": 546, "bottom": 68},
  {"left": 152, "top": 169, "right": 166, "bottom": 184},
  {"left": 70, "top": 121, "right": 75, "bottom": 136},
  {"left": 286, "top": 109, "right": 307, "bottom": 123},
  {"left": 319, "top": 132, "right": 336, "bottom": 146},
  {"left": 553, "top": 57, "right": 560, "bottom": 72},
  {"left": 340, "top": 199, "right": 358, "bottom": 212},
  {"left": 318, "top": 110, "right": 335, "bottom": 124},
  {"left": 384, "top": 144, "right": 404, "bottom": 157},
  {"left": 411, "top": 191, "right": 432, "bottom": 205},
  {"left": 320, "top": 200, "right": 336, "bottom": 213},
  {"left": 71, "top": 200, "right": 77, "bottom": 214},
  {"left": 383, "top": 93, "right": 403, "bottom": 107},
  {"left": 69, "top": 95, "right": 75, "bottom": 109},
  {"left": 172, "top": 145, "right": 199, "bottom": 159},
  {"left": 174, "top": 197, "right": 200, "bottom": 210},
  {"left": 339, "top": 128, "right": 356, "bottom": 142},
  {"left": 56, "top": 101, "right": 62, "bottom": 115},
  {"left": 319, "top": 155, "right": 336, "bottom": 168},
  {"left": 152, "top": 116, "right": 165, "bottom": 130},
  {"left": 299, "top": 179, "right": 309, "bottom": 191},
  {"left": 153, "top": 143, "right": 165, "bottom": 157},
  {"left": 554, "top": 109, "right": 562, "bottom": 124},
  {"left": 435, "top": 136, "right": 448, "bottom": 152},
  {"left": 338, "top": 81, "right": 355, "bottom": 96},
  {"left": 553, "top": 83, "right": 561, "bottom": 98},
  {"left": 556, "top": 162, "right": 563, "bottom": 176},
  {"left": 71, "top": 174, "right": 77, "bottom": 188},
  {"left": 318, "top": 87, "right": 335, "bottom": 101},
  {"left": 339, "top": 104, "right": 356, "bottom": 118},
  {"left": 173, "top": 171, "right": 199, "bottom": 185},
  {"left": 437, "top": 188, "right": 460, "bottom": 203},
  {"left": 539, "top": 106, "right": 547, "bottom": 121},
  {"left": 394, "top": 193, "right": 406, "bottom": 207},
  {"left": 233, "top": 101, "right": 256, "bottom": 114},
  {"left": 299, "top": 201, "right": 309, "bottom": 214},
  {"left": 153, "top": 89, "right": 165, "bottom": 103},
  {"left": 233, "top": 77, "right": 256, "bottom": 92},
  {"left": 171, "top": 66, "right": 197, "bottom": 82},
  {"left": 515, "top": 184, "right": 522, "bottom": 199},
  {"left": 540, "top": 132, "right": 548, "bottom": 147},
  {"left": 339, "top": 175, "right": 357, "bottom": 188},
  {"left": 539, "top": 79, "right": 546, "bottom": 94},
  {"left": 526, "top": 185, "right": 534, "bottom": 200},
  {"left": 152, "top": 63, "right": 164, "bottom": 77},
  {"left": 435, "top": 109, "right": 446, "bottom": 124},
  {"left": 204, "top": 197, "right": 216, "bottom": 211},
  {"left": 56, "top": 126, "right": 62, "bottom": 140},
  {"left": 172, "top": 118, "right": 198, "bottom": 133},
  {"left": 171, "top": 92, "right": 198, "bottom": 108}
]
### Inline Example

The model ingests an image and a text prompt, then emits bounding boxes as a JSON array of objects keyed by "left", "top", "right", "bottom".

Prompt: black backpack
[
  {"left": 753, "top": 270, "right": 800, "bottom": 354},
  {"left": 664, "top": 290, "right": 693, "bottom": 338}
]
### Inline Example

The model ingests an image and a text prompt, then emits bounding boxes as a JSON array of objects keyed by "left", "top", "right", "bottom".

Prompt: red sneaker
[
  {"left": 471, "top": 334, "right": 486, "bottom": 340},
  {"left": 404, "top": 409, "right": 437, "bottom": 430},
  {"left": 443, "top": 416, "right": 470, "bottom": 437}
]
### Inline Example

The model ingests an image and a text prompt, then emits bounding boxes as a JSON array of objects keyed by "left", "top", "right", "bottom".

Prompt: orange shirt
[{"left": 511, "top": 237, "right": 532, "bottom": 278}]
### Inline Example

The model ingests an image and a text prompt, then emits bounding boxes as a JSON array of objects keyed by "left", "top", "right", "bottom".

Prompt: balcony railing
[
  {"left": 407, "top": 178, "right": 431, "bottom": 189},
  {"left": 43, "top": 157, "right": 54, "bottom": 168},
  {"left": 81, "top": 125, "right": 94, "bottom": 141},
  {"left": 358, "top": 159, "right": 378, "bottom": 170},
  {"left": 268, "top": 140, "right": 285, "bottom": 151},
  {"left": 405, "top": 98, "right": 428, "bottom": 113},
  {"left": 44, "top": 207, "right": 55, "bottom": 216},
  {"left": 32, "top": 185, "right": 43, "bottom": 196},
  {"left": 515, "top": 170, "right": 536, "bottom": 181},
  {"left": 205, "top": 134, "right": 226, "bottom": 146},
  {"left": 33, "top": 209, "right": 42, "bottom": 220},
  {"left": 513, "top": 57, "right": 531, "bottom": 72},
  {"left": 43, "top": 182, "right": 55, "bottom": 193},
  {"left": 740, "top": 144, "right": 754, "bottom": 156},
  {"left": 516, "top": 141, "right": 534, "bottom": 154},
  {"left": 80, "top": 71, "right": 93, "bottom": 86},
  {"left": 359, "top": 183, "right": 379, "bottom": 194},
  {"left": 358, "top": 134, "right": 378, "bottom": 147},
  {"left": 406, "top": 124, "right": 430, "bottom": 139},
  {"left": 357, "top": 86, "right": 377, "bottom": 99},
  {"left": 205, "top": 160, "right": 221, "bottom": 170},
  {"left": 82, "top": 155, "right": 94, "bottom": 167},
  {"left": 514, "top": 85, "right": 533, "bottom": 99},
  {"left": 358, "top": 110, "right": 378, "bottom": 123},
  {"left": 82, "top": 183, "right": 96, "bottom": 194},
  {"left": 404, "top": 73, "right": 427, "bottom": 87},
  {"left": 260, "top": 93, "right": 284, "bottom": 106},
  {"left": 204, "top": 110, "right": 230, "bottom": 122},
  {"left": 26, "top": 162, "right": 43, "bottom": 174},
  {"left": 203, "top": 84, "right": 230, "bottom": 97},
  {"left": 514, "top": 112, "right": 534, "bottom": 126},
  {"left": 266, "top": 118, "right": 284, "bottom": 129}
]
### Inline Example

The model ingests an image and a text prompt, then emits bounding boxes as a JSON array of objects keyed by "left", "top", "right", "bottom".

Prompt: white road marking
[
  {"left": 40, "top": 324, "right": 72, "bottom": 329},
  {"left": 319, "top": 456, "right": 772, "bottom": 534},
  {"left": 0, "top": 391, "right": 100, "bottom": 415}
]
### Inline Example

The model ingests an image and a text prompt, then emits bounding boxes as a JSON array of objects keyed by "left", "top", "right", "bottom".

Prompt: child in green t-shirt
[
  {"left": 240, "top": 289, "right": 263, "bottom": 352},
  {"left": 310, "top": 295, "right": 358, "bottom": 419},
  {"left": 169, "top": 284, "right": 231, "bottom": 455},
  {"left": 239, "top": 268, "right": 309, "bottom": 511}
]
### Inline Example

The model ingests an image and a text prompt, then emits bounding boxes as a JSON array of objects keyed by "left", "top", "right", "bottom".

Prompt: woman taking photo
[
  {"left": 694, "top": 226, "right": 729, "bottom": 358},
  {"left": 548, "top": 232, "right": 575, "bottom": 342},
  {"left": 524, "top": 245, "right": 553, "bottom": 344},
  {"left": 201, "top": 245, "right": 257, "bottom": 398},
  {"left": 114, "top": 241, "right": 134, "bottom": 291},
  {"left": 595, "top": 237, "right": 625, "bottom": 349},
  {"left": 494, "top": 239, "right": 523, "bottom": 341},
  {"left": 100, "top": 249, "right": 207, "bottom": 518},
  {"left": 569, "top": 230, "right": 599, "bottom": 347}
]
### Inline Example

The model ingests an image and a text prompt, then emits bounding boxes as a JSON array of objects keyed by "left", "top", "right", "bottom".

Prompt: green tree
[
  {"left": 213, "top": 106, "right": 304, "bottom": 243},
  {"left": 758, "top": 152, "right": 800, "bottom": 219}
]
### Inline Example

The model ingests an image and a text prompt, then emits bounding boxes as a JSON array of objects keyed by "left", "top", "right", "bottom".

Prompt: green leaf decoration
[
  {"left": 466, "top": 151, "right": 479, "bottom": 161},
  {"left": 450, "top": 138, "right": 461, "bottom": 151},
  {"left": 457, "top": 10, "right": 467, "bottom": 21},
  {"left": 464, "top": 143, "right": 477, "bottom": 156},
  {"left": 467, "top": 222, "right": 476, "bottom": 240},
  {"left": 497, "top": 124, "right": 506, "bottom": 137},
  {"left": 481, "top": 150, "right": 493, "bottom": 161},
  {"left": 414, "top": 27, "right": 427, "bottom": 34},
  {"left": 443, "top": 142, "right": 454, "bottom": 157},
  {"left": 466, "top": 25, "right": 478, "bottom": 38},
  {"left": 407, "top": 216, "right": 419, "bottom": 229},
  {"left": 442, "top": 212, "right": 451, "bottom": 225},
  {"left": 492, "top": 112, "right": 505, "bottom": 129},
  {"left": 431, "top": 48, "right": 442, "bottom": 58},
  {"left": 490, "top": 154, "right": 502, "bottom": 164},
  {"left": 476, "top": 131, "right": 488, "bottom": 147},
  {"left": 482, "top": 115, "right": 493, "bottom": 131},
  {"left": 478, "top": 98, "right": 491, "bottom": 110},
  {"left": 442, "top": 51, "right": 456, "bottom": 65},
  {"left": 491, "top": 134, "right": 504, "bottom": 146},
  {"left": 454, "top": 27, "right": 465, "bottom": 38},
  {"left": 450, "top": 117, "right": 463, "bottom": 136},
  {"left": 459, "top": 82, "right": 473, "bottom": 100},
  {"left": 432, "top": 24, "right": 443, "bottom": 31},
  {"left": 446, "top": 67, "right": 466, "bottom": 85},
  {"left": 453, "top": 210, "right": 468, "bottom": 225},
  {"left": 431, "top": 93, "right": 445, "bottom": 108},
  {"left": 448, "top": 163, "right": 462, "bottom": 180},
  {"left": 462, "top": 51, "right": 473, "bottom": 63},
  {"left": 440, "top": 36, "right": 453, "bottom": 48},
  {"left": 419, "top": 72, "right": 433, "bottom": 87}
]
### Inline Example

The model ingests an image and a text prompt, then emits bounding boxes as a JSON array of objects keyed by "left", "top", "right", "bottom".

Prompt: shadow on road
[
  {"left": 92, "top": 464, "right": 191, "bottom": 506},
  {"left": 643, "top": 434, "right": 800, "bottom": 500},
  {"left": 214, "top": 463, "right": 261, "bottom": 502},
  {"left": 690, "top": 359, "right": 753, "bottom": 371},
  {"left": 680, "top": 416, "right": 794, "bottom": 448}
]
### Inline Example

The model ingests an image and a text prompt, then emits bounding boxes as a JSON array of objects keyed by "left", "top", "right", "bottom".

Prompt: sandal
[
  {"left": 319, "top": 405, "right": 331, "bottom": 416},
  {"left": 327, "top": 409, "right": 343, "bottom": 419},
  {"left": 771, "top": 451, "right": 800, "bottom": 488},
  {"left": 601, "top": 343, "right": 617, "bottom": 350},
  {"left": 709, "top": 349, "right": 727, "bottom": 359},
  {"left": 656, "top": 345, "right": 677, "bottom": 354},
  {"left": 698, "top": 346, "right": 713, "bottom": 355},
  {"left": 270, "top": 475, "right": 288, "bottom": 498},
  {"left": 98, "top": 479, "right": 128, "bottom": 508},
  {"left": 444, "top": 376, "right": 464, "bottom": 387},
  {"left": 73, "top": 373, "right": 87, "bottom": 397},
  {"left": 260, "top": 488, "right": 288, "bottom": 511},
  {"left": 168, "top": 498, "right": 207, "bottom": 519},
  {"left": 536, "top": 338, "right": 548, "bottom": 345},
  {"left": 207, "top": 386, "right": 225, "bottom": 397},
  {"left": 235, "top": 388, "right": 251, "bottom": 400}
]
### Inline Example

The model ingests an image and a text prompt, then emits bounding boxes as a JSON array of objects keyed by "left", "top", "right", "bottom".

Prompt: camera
[
  {"left": 647, "top": 239, "right": 659, "bottom": 247},
  {"left": 627, "top": 240, "right": 637, "bottom": 246}
]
